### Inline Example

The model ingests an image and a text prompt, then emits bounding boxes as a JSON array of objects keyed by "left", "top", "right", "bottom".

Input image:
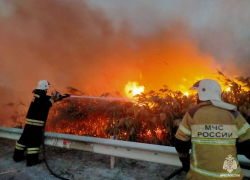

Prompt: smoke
[
  {"left": 0, "top": 0, "right": 249, "bottom": 120},
  {"left": 87, "top": 0, "right": 250, "bottom": 75},
  {"left": 191, "top": 1, "right": 250, "bottom": 75}
]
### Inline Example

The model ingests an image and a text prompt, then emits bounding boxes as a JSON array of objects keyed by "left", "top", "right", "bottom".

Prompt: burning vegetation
[
  {"left": 46, "top": 85, "right": 194, "bottom": 146},
  {"left": 3, "top": 72, "right": 250, "bottom": 146},
  {"left": 41, "top": 72, "right": 250, "bottom": 146}
]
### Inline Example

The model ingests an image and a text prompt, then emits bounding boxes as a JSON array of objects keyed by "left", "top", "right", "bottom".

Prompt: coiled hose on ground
[{"left": 42, "top": 126, "right": 70, "bottom": 180}]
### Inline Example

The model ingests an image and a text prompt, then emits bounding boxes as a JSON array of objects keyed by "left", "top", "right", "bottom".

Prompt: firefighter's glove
[
  {"left": 180, "top": 156, "right": 190, "bottom": 172},
  {"left": 51, "top": 90, "right": 60, "bottom": 102}
]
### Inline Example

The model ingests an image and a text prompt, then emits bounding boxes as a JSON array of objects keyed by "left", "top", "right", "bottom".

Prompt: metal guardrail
[
  {"left": 0, "top": 127, "right": 181, "bottom": 166},
  {"left": 0, "top": 126, "right": 250, "bottom": 177}
]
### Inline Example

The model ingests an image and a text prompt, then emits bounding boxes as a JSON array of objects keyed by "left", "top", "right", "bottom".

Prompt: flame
[
  {"left": 147, "top": 130, "right": 152, "bottom": 136},
  {"left": 155, "top": 127, "right": 162, "bottom": 139},
  {"left": 184, "top": 92, "right": 189, "bottom": 96},
  {"left": 125, "top": 81, "right": 145, "bottom": 98}
]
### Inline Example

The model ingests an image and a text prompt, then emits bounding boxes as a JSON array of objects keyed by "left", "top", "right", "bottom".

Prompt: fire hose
[
  {"left": 40, "top": 93, "right": 132, "bottom": 180},
  {"left": 164, "top": 167, "right": 185, "bottom": 180},
  {"left": 42, "top": 134, "right": 70, "bottom": 180},
  {"left": 40, "top": 93, "right": 133, "bottom": 179},
  {"left": 42, "top": 111, "right": 70, "bottom": 179},
  {"left": 41, "top": 92, "right": 71, "bottom": 180},
  {"left": 67, "top": 95, "right": 133, "bottom": 101}
]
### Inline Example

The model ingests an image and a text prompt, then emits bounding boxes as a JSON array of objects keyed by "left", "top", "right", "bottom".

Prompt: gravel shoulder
[
  {"left": 1, "top": 138, "right": 250, "bottom": 180},
  {"left": 0, "top": 138, "right": 186, "bottom": 180}
]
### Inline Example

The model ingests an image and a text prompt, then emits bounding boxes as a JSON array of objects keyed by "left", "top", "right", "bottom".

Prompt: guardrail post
[{"left": 110, "top": 135, "right": 117, "bottom": 169}]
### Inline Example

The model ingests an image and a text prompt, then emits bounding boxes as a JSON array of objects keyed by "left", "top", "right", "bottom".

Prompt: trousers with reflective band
[
  {"left": 27, "top": 147, "right": 40, "bottom": 154},
  {"left": 26, "top": 118, "right": 44, "bottom": 126},
  {"left": 15, "top": 142, "right": 26, "bottom": 150}
]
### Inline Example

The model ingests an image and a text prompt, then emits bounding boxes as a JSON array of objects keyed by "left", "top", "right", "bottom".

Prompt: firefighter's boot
[
  {"left": 26, "top": 147, "right": 42, "bottom": 166},
  {"left": 13, "top": 143, "right": 26, "bottom": 162}
]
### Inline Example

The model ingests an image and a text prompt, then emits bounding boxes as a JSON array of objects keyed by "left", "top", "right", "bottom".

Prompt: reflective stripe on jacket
[
  {"left": 175, "top": 102, "right": 250, "bottom": 180},
  {"left": 26, "top": 89, "right": 53, "bottom": 124}
]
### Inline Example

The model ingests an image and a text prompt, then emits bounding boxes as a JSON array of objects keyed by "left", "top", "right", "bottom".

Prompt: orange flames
[
  {"left": 124, "top": 81, "right": 145, "bottom": 98},
  {"left": 123, "top": 76, "right": 230, "bottom": 98}
]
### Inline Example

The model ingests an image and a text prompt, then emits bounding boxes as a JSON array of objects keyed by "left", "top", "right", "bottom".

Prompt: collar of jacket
[
  {"left": 32, "top": 89, "right": 47, "bottom": 96},
  {"left": 198, "top": 101, "right": 212, "bottom": 106}
]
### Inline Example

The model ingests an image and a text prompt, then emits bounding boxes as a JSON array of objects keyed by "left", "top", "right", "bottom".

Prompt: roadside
[
  {"left": 0, "top": 138, "right": 185, "bottom": 180},
  {"left": 1, "top": 138, "right": 250, "bottom": 180}
]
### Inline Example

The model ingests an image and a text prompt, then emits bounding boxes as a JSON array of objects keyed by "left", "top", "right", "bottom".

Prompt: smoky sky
[
  {"left": 88, "top": 0, "right": 250, "bottom": 72},
  {"left": 0, "top": 0, "right": 250, "bottom": 111}
]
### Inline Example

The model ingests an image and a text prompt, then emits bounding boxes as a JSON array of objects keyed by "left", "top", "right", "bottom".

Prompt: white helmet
[
  {"left": 36, "top": 80, "right": 50, "bottom": 90},
  {"left": 189, "top": 79, "right": 236, "bottom": 110}
]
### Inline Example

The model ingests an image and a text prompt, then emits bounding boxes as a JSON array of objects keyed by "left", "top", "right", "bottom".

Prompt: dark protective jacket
[
  {"left": 26, "top": 89, "right": 54, "bottom": 124},
  {"left": 18, "top": 89, "right": 54, "bottom": 150},
  {"left": 175, "top": 101, "right": 250, "bottom": 180}
]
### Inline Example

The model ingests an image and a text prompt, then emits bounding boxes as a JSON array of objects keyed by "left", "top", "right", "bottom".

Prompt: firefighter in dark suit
[{"left": 13, "top": 80, "right": 61, "bottom": 166}]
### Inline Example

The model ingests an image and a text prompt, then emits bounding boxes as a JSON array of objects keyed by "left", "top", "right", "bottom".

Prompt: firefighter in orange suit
[
  {"left": 13, "top": 80, "right": 61, "bottom": 166},
  {"left": 175, "top": 79, "right": 250, "bottom": 180}
]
